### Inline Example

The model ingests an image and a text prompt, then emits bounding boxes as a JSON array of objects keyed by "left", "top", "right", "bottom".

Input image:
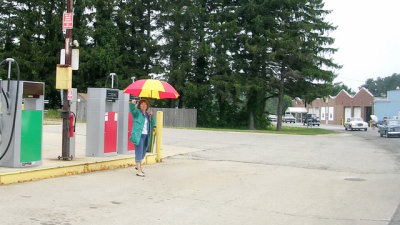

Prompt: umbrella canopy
[{"left": 123, "top": 79, "right": 179, "bottom": 99}]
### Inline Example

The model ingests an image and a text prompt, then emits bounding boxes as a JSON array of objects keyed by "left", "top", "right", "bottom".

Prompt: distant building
[
  {"left": 285, "top": 107, "right": 308, "bottom": 123},
  {"left": 292, "top": 88, "right": 374, "bottom": 125},
  {"left": 374, "top": 89, "right": 400, "bottom": 120}
]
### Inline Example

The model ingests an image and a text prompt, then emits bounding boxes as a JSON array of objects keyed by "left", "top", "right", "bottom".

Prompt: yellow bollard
[
  {"left": 149, "top": 127, "right": 156, "bottom": 153},
  {"left": 156, "top": 111, "right": 163, "bottom": 162}
]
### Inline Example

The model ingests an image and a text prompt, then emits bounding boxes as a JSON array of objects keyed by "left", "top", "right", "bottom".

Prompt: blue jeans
[{"left": 134, "top": 134, "right": 148, "bottom": 163}]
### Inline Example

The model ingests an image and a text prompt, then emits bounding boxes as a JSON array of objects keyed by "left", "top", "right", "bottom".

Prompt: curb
[{"left": 0, "top": 154, "right": 158, "bottom": 185}]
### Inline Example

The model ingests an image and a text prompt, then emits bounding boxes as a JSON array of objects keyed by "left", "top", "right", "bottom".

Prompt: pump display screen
[
  {"left": 23, "top": 82, "right": 44, "bottom": 98},
  {"left": 106, "top": 89, "right": 119, "bottom": 101}
]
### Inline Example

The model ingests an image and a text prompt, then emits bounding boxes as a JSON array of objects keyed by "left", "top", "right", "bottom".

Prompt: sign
[
  {"left": 67, "top": 89, "right": 73, "bottom": 100},
  {"left": 60, "top": 49, "right": 79, "bottom": 70},
  {"left": 63, "top": 13, "right": 73, "bottom": 29}
]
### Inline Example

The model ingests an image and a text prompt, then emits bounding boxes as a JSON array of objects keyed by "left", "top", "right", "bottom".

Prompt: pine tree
[
  {"left": 179, "top": 0, "right": 216, "bottom": 127},
  {"left": 114, "top": 0, "right": 159, "bottom": 88},
  {"left": 83, "top": 0, "right": 121, "bottom": 87},
  {"left": 158, "top": 0, "right": 196, "bottom": 108},
  {"left": 268, "top": 0, "right": 339, "bottom": 130},
  {"left": 1, "top": 0, "right": 66, "bottom": 108},
  {"left": 234, "top": 0, "right": 276, "bottom": 129}
]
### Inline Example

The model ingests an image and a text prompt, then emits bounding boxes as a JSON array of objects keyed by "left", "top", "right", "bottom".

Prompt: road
[
  {"left": 0, "top": 124, "right": 400, "bottom": 225},
  {"left": 343, "top": 126, "right": 400, "bottom": 155},
  {"left": 288, "top": 121, "right": 400, "bottom": 156}
]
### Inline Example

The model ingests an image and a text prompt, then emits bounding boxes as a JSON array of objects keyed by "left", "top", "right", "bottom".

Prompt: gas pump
[
  {"left": 117, "top": 90, "right": 137, "bottom": 154},
  {"left": 86, "top": 88, "right": 119, "bottom": 157},
  {"left": 0, "top": 58, "right": 44, "bottom": 167},
  {"left": 0, "top": 79, "right": 2, "bottom": 145}
]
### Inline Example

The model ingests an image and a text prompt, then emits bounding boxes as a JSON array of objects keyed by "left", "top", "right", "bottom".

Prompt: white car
[
  {"left": 268, "top": 115, "right": 277, "bottom": 122},
  {"left": 344, "top": 117, "right": 368, "bottom": 131},
  {"left": 283, "top": 114, "right": 296, "bottom": 123}
]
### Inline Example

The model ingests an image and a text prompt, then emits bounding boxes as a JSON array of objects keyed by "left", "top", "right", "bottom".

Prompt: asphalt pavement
[{"left": 0, "top": 121, "right": 400, "bottom": 225}]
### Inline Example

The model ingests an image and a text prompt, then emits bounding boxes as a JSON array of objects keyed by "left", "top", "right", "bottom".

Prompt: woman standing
[{"left": 129, "top": 99, "right": 155, "bottom": 177}]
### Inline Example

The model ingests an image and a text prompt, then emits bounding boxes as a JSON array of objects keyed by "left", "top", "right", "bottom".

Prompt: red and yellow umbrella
[{"left": 123, "top": 79, "right": 179, "bottom": 99}]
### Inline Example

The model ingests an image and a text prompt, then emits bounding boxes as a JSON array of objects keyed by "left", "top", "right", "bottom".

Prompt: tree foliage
[
  {"left": 361, "top": 73, "right": 400, "bottom": 97},
  {"left": 0, "top": 0, "right": 341, "bottom": 129}
]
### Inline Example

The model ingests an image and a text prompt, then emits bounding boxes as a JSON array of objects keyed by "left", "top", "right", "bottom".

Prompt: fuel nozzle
[
  {"left": 3, "top": 58, "right": 17, "bottom": 114},
  {"left": 6, "top": 58, "right": 15, "bottom": 94}
]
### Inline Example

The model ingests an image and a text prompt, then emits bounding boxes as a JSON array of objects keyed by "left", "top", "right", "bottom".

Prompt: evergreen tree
[
  {"left": 0, "top": 0, "right": 17, "bottom": 54},
  {"left": 361, "top": 73, "right": 400, "bottom": 97},
  {"left": 234, "top": 0, "right": 276, "bottom": 129},
  {"left": 208, "top": 0, "right": 244, "bottom": 128},
  {"left": 329, "top": 82, "right": 354, "bottom": 96},
  {"left": 73, "top": 0, "right": 92, "bottom": 92},
  {"left": 179, "top": 0, "right": 216, "bottom": 127},
  {"left": 0, "top": 0, "right": 341, "bottom": 129},
  {"left": 83, "top": 0, "right": 121, "bottom": 88},
  {"left": 115, "top": 0, "right": 160, "bottom": 87},
  {"left": 158, "top": 0, "right": 196, "bottom": 108},
  {"left": 268, "top": 0, "right": 339, "bottom": 130},
  {"left": 0, "top": 1, "right": 65, "bottom": 108}
]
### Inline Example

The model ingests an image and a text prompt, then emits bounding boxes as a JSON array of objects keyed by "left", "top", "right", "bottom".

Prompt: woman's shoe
[
  {"left": 136, "top": 172, "right": 145, "bottom": 177},
  {"left": 135, "top": 167, "right": 144, "bottom": 173}
]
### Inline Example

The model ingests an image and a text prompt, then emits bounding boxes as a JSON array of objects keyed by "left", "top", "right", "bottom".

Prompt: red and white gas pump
[{"left": 86, "top": 88, "right": 119, "bottom": 157}]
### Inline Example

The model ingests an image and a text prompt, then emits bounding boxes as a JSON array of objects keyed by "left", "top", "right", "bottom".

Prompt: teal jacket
[{"left": 129, "top": 103, "right": 155, "bottom": 146}]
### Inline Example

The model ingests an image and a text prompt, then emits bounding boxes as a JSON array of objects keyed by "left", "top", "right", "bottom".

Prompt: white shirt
[{"left": 141, "top": 114, "right": 148, "bottom": 135}]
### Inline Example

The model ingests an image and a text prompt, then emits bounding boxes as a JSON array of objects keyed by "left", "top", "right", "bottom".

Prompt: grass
[
  {"left": 172, "top": 125, "right": 337, "bottom": 135},
  {"left": 42, "top": 109, "right": 336, "bottom": 135},
  {"left": 44, "top": 109, "right": 61, "bottom": 121}
]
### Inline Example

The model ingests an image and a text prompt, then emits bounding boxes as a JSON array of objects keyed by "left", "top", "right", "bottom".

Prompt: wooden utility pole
[{"left": 61, "top": 0, "right": 73, "bottom": 160}]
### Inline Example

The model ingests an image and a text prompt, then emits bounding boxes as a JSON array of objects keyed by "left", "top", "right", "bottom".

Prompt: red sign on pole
[
  {"left": 63, "top": 13, "right": 73, "bottom": 29},
  {"left": 67, "top": 89, "right": 73, "bottom": 101}
]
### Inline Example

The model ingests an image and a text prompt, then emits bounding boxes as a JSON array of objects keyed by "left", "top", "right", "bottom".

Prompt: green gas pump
[
  {"left": 0, "top": 58, "right": 44, "bottom": 168},
  {"left": 0, "top": 79, "right": 2, "bottom": 145}
]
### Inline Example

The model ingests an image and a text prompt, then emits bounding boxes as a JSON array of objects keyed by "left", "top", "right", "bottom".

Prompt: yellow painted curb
[{"left": 0, "top": 154, "right": 158, "bottom": 185}]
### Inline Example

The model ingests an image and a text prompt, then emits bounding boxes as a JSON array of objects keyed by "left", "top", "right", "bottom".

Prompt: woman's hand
[{"left": 132, "top": 100, "right": 137, "bottom": 104}]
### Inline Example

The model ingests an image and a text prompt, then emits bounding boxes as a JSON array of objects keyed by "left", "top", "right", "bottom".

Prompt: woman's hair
[{"left": 137, "top": 99, "right": 149, "bottom": 110}]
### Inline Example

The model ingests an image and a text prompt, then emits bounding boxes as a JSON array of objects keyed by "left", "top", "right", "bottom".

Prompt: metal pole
[
  {"left": 61, "top": 0, "right": 73, "bottom": 160},
  {"left": 7, "top": 61, "right": 12, "bottom": 93},
  {"left": 110, "top": 73, "right": 116, "bottom": 88}
]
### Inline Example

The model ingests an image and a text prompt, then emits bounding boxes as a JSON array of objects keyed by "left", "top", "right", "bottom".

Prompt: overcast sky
[{"left": 323, "top": 0, "right": 400, "bottom": 91}]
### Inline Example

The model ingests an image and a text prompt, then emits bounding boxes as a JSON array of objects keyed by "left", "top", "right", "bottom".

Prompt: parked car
[
  {"left": 378, "top": 119, "right": 400, "bottom": 138},
  {"left": 344, "top": 117, "right": 368, "bottom": 131},
  {"left": 268, "top": 114, "right": 277, "bottom": 122},
  {"left": 303, "top": 113, "right": 320, "bottom": 126},
  {"left": 374, "top": 120, "right": 385, "bottom": 128},
  {"left": 283, "top": 114, "right": 296, "bottom": 123}
]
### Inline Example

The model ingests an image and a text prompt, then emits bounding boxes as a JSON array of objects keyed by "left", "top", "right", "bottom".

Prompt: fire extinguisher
[{"left": 69, "top": 112, "right": 76, "bottom": 138}]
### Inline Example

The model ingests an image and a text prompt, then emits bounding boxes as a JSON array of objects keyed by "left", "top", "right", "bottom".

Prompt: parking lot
[
  {"left": 280, "top": 120, "right": 400, "bottom": 154},
  {"left": 1, "top": 123, "right": 400, "bottom": 225}
]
